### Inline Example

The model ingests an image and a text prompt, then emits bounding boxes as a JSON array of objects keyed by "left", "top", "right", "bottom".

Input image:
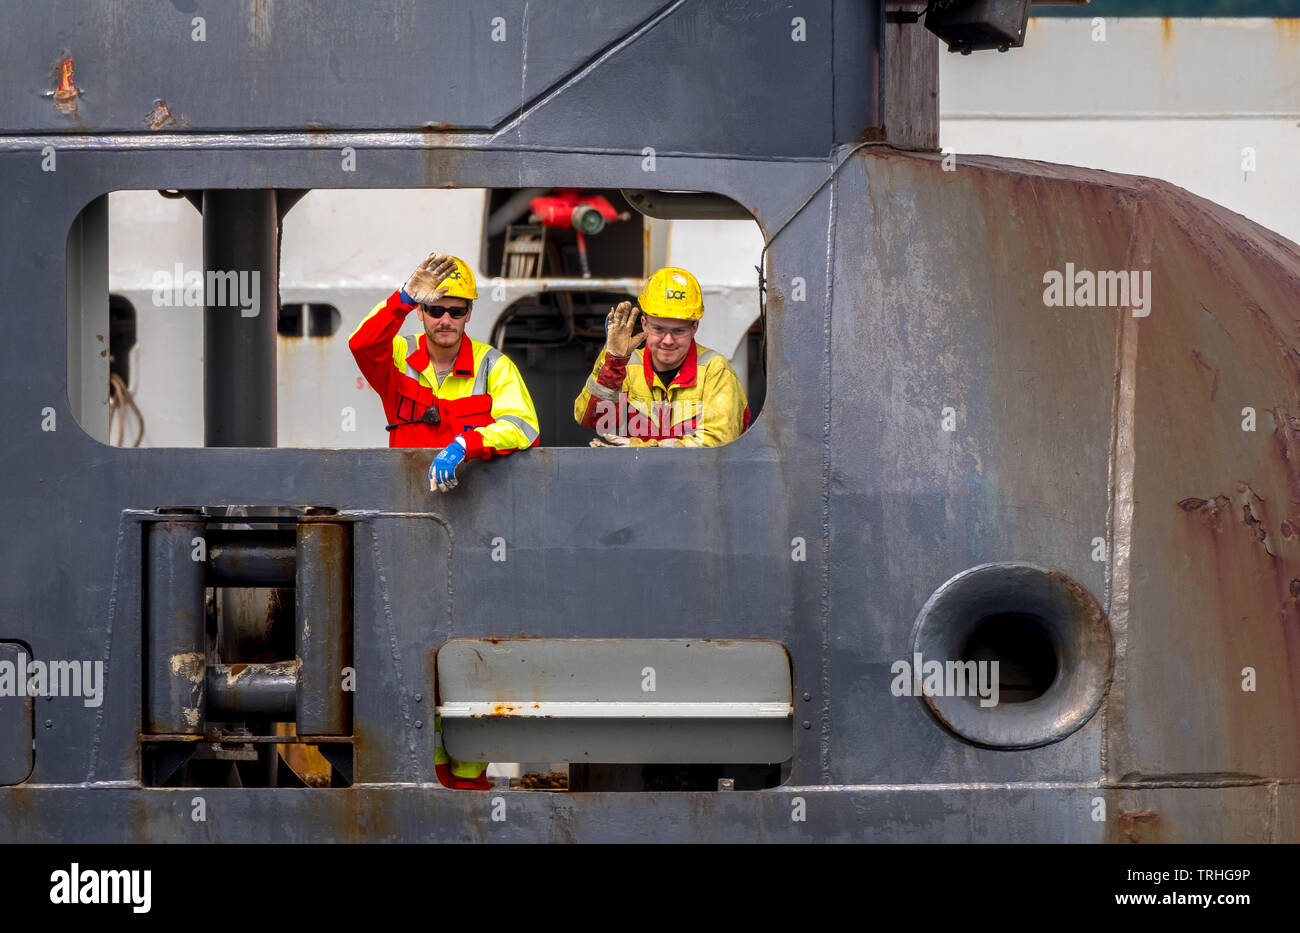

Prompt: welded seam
[
  {"left": 1267, "top": 780, "right": 1278, "bottom": 843},
  {"left": 818, "top": 165, "right": 838, "bottom": 785},
  {"left": 0, "top": 133, "right": 828, "bottom": 170},
  {"left": 13, "top": 779, "right": 1299, "bottom": 792},
  {"left": 368, "top": 522, "right": 420, "bottom": 777},
  {"left": 492, "top": 0, "right": 686, "bottom": 138},
  {"left": 1101, "top": 191, "right": 1151, "bottom": 785},
  {"left": 1107, "top": 777, "right": 1283, "bottom": 789},
  {"left": 761, "top": 143, "right": 869, "bottom": 260},
  {"left": 514, "top": 1, "right": 530, "bottom": 161},
  {"left": 1099, "top": 266, "right": 1121, "bottom": 783},
  {"left": 86, "top": 514, "right": 129, "bottom": 781},
  {"left": 344, "top": 510, "right": 454, "bottom": 631}
]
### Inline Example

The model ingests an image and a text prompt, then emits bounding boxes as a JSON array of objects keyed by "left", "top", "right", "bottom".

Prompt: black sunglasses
[{"left": 421, "top": 305, "right": 469, "bottom": 319}]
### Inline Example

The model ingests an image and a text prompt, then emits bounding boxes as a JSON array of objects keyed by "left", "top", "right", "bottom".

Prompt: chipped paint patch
[
  {"left": 51, "top": 57, "right": 81, "bottom": 114},
  {"left": 169, "top": 651, "right": 204, "bottom": 683},
  {"left": 144, "top": 99, "right": 176, "bottom": 130}
]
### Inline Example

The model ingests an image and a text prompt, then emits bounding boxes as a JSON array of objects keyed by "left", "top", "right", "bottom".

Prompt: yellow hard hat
[
  {"left": 439, "top": 256, "right": 478, "bottom": 301},
  {"left": 638, "top": 267, "right": 703, "bottom": 320}
]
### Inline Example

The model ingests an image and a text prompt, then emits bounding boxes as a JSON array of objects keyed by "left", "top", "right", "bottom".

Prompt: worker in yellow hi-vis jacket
[{"left": 574, "top": 267, "right": 749, "bottom": 448}]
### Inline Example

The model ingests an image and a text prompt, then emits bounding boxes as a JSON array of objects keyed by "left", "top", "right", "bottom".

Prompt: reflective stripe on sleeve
[
  {"left": 585, "top": 375, "right": 619, "bottom": 402},
  {"left": 496, "top": 414, "right": 539, "bottom": 444}
]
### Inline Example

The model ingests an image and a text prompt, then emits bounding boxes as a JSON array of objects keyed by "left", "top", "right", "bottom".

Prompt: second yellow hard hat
[{"left": 638, "top": 267, "right": 702, "bottom": 320}]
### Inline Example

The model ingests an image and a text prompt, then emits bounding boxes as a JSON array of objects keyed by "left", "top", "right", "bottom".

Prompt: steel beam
[
  {"left": 295, "top": 520, "right": 350, "bottom": 736},
  {"left": 202, "top": 189, "right": 278, "bottom": 448},
  {"left": 145, "top": 513, "right": 207, "bottom": 735}
]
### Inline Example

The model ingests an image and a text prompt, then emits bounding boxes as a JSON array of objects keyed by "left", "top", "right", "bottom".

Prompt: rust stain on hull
[
  {"left": 1116, "top": 808, "right": 1162, "bottom": 843},
  {"left": 52, "top": 57, "right": 81, "bottom": 114}
]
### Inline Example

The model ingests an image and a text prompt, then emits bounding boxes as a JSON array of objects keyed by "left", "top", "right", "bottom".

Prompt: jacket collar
[
  {"left": 407, "top": 334, "right": 476, "bottom": 379},
  {"left": 642, "top": 339, "right": 699, "bottom": 389}
]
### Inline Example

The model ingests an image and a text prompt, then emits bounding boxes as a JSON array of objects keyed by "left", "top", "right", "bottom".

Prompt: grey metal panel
[
  {"left": 0, "top": 643, "right": 34, "bottom": 785},
  {"left": 825, "top": 150, "right": 1116, "bottom": 786},
  {"left": 349, "top": 514, "right": 451, "bottom": 783},
  {"left": 437, "top": 637, "right": 792, "bottom": 762},
  {"left": 0, "top": 1, "right": 871, "bottom": 159},
  {"left": 64, "top": 193, "right": 109, "bottom": 442},
  {"left": 3, "top": 783, "right": 1286, "bottom": 843},
  {"left": 444, "top": 719, "right": 790, "bottom": 764},
  {"left": 511, "top": 2, "right": 840, "bottom": 158},
  {"left": 0, "top": 0, "right": 1295, "bottom": 843},
  {"left": 1, "top": 1, "right": 669, "bottom": 133},
  {"left": 437, "top": 638, "right": 791, "bottom": 701},
  {"left": 0, "top": 139, "right": 832, "bottom": 800}
]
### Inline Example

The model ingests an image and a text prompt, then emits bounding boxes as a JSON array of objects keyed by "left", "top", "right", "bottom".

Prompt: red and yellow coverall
[
  {"left": 349, "top": 289, "right": 541, "bottom": 788},
  {"left": 573, "top": 340, "right": 749, "bottom": 446},
  {"left": 349, "top": 289, "right": 540, "bottom": 456}
]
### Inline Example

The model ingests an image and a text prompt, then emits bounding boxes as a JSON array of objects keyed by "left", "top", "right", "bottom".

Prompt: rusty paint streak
[
  {"left": 144, "top": 100, "right": 177, "bottom": 131},
  {"left": 1237, "top": 482, "right": 1275, "bottom": 555},
  {"left": 52, "top": 57, "right": 80, "bottom": 114},
  {"left": 1117, "top": 808, "right": 1161, "bottom": 843},
  {"left": 1190, "top": 349, "right": 1220, "bottom": 402},
  {"left": 1177, "top": 494, "right": 1230, "bottom": 532},
  {"left": 1274, "top": 18, "right": 1300, "bottom": 41}
]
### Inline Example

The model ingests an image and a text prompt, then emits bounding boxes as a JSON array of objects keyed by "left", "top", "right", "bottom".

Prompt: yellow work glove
[
  {"left": 588, "top": 435, "right": 682, "bottom": 448},
  {"left": 589, "top": 434, "right": 632, "bottom": 447},
  {"left": 403, "top": 253, "right": 460, "bottom": 305},
  {"left": 605, "top": 301, "right": 646, "bottom": 358}
]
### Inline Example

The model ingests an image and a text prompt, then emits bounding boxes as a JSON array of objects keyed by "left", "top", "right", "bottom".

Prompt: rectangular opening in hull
[{"left": 436, "top": 637, "right": 792, "bottom": 789}]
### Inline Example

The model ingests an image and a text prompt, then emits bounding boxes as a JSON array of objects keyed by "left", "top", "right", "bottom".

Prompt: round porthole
[{"left": 908, "top": 562, "right": 1113, "bottom": 749}]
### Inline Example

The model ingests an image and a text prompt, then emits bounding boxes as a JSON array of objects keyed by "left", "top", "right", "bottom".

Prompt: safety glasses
[{"left": 421, "top": 305, "right": 470, "bottom": 319}]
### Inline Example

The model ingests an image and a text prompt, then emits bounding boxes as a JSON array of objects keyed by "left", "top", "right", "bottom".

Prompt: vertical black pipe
[
  {"left": 202, "top": 190, "right": 278, "bottom": 447},
  {"left": 146, "top": 514, "right": 207, "bottom": 734}
]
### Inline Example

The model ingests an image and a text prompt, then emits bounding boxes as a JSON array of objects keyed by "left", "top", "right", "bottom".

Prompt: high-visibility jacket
[
  {"left": 349, "top": 290, "right": 540, "bottom": 456},
  {"left": 434, "top": 715, "right": 489, "bottom": 790},
  {"left": 573, "top": 340, "right": 750, "bottom": 446}
]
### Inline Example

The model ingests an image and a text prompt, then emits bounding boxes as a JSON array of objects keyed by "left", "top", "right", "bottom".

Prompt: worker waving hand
[
  {"left": 574, "top": 266, "right": 749, "bottom": 448},
  {"left": 348, "top": 253, "right": 541, "bottom": 492}
]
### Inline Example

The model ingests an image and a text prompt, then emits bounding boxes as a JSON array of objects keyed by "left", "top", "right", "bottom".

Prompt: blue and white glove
[{"left": 430, "top": 436, "right": 467, "bottom": 492}]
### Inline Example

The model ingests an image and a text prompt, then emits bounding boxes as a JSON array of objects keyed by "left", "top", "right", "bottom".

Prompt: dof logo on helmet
[{"left": 664, "top": 288, "right": 686, "bottom": 300}]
